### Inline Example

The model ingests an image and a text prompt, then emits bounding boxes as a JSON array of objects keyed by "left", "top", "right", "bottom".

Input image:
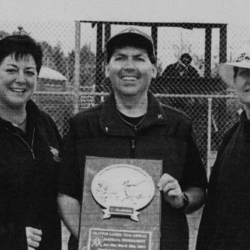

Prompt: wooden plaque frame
[{"left": 78, "top": 156, "right": 162, "bottom": 250}]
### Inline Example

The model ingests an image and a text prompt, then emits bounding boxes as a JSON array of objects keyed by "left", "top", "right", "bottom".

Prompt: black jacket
[
  {"left": 59, "top": 92, "right": 207, "bottom": 250},
  {"left": 196, "top": 111, "right": 250, "bottom": 250},
  {"left": 162, "top": 62, "right": 200, "bottom": 78},
  {"left": 0, "top": 100, "right": 62, "bottom": 250}
]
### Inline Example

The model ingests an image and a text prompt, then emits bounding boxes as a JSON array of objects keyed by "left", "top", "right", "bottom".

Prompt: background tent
[{"left": 37, "top": 66, "right": 67, "bottom": 91}]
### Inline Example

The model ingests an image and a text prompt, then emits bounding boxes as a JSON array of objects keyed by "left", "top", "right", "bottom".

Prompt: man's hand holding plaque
[{"left": 157, "top": 173, "right": 189, "bottom": 211}]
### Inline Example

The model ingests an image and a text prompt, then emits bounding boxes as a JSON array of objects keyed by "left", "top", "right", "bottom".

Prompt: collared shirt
[
  {"left": 59, "top": 91, "right": 207, "bottom": 250},
  {"left": 0, "top": 100, "right": 62, "bottom": 250}
]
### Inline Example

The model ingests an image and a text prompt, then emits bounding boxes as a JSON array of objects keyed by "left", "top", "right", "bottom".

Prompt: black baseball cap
[{"left": 106, "top": 27, "right": 156, "bottom": 64}]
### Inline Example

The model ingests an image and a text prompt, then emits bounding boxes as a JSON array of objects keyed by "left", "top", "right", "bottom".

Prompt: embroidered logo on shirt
[
  {"left": 50, "top": 146, "right": 61, "bottom": 162},
  {"left": 236, "top": 52, "right": 250, "bottom": 62}
]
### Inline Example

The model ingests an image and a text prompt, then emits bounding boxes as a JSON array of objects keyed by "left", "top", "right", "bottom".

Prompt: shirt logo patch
[{"left": 50, "top": 146, "right": 61, "bottom": 162}]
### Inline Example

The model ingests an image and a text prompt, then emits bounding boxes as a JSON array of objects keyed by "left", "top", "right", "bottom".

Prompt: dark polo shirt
[{"left": 59, "top": 91, "right": 207, "bottom": 250}]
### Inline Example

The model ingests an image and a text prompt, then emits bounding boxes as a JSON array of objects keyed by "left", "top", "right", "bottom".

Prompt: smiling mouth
[
  {"left": 10, "top": 88, "right": 26, "bottom": 93},
  {"left": 121, "top": 76, "right": 138, "bottom": 82}
]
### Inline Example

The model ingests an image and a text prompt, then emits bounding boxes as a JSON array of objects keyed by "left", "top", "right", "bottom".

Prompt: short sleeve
[
  {"left": 58, "top": 119, "right": 82, "bottom": 201},
  {"left": 181, "top": 126, "right": 208, "bottom": 190}
]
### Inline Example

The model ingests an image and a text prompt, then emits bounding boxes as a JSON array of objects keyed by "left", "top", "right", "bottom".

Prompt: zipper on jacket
[
  {"left": 30, "top": 128, "right": 36, "bottom": 159},
  {"left": 5, "top": 127, "right": 36, "bottom": 160},
  {"left": 131, "top": 138, "right": 136, "bottom": 158}
]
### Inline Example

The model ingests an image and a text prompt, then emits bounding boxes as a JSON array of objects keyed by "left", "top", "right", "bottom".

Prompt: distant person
[
  {"left": 196, "top": 44, "right": 250, "bottom": 250},
  {"left": 0, "top": 35, "right": 62, "bottom": 250},
  {"left": 162, "top": 53, "right": 200, "bottom": 78}
]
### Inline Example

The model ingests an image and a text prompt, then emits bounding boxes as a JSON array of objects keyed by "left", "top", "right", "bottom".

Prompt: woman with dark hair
[
  {"left": 196, "top": 45, "right": 250, "bottom": 249},
  {"left": 0, "top": 35, "right": 62, "bottom": 250}
]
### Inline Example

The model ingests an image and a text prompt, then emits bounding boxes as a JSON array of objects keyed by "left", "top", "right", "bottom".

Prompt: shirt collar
[
  {"left": 240, "top": 110, "right": 250, "bottom": 135},
  {"left": 240, "top": 110, "right": 250, "bottom": 122},
  {"left": 0, "top": 100, "right": 41, "bottom": 130},
  {"left": 99, "top": 91, "right": 167, "bottom": 135}
]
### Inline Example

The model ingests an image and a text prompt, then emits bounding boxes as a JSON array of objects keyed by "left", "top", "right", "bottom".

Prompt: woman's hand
[{"left": 25, "top": 227, "right": 42, "bottom": 250}]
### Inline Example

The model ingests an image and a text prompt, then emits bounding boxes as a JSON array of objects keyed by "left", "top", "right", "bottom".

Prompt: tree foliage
[
  {"left": 0, "top": 26, "right": 96, "bottom": 86},
  {"left": 172, "top": 33, "right": 206, "bottom": 76},
  {"left": 67, "top": 44, "right": 96, "bottom": 86},
  {"left": 0, "top": 30, "right": 10, "bottom": 39}
]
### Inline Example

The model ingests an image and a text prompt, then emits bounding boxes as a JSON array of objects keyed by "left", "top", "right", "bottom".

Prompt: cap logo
[
  {"left": 121, "top": 28, "right": 141, "bottom": 34},
  {"left": 236, "top": 52, "right": 250, "bottom": 62}
]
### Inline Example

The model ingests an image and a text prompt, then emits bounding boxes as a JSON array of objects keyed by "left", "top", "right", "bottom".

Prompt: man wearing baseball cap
[
  {"left": 58, "top": 28, "right": 207, "bottom": 250},
  {"left": 196, "top": 44, "right": 250, "bottom": 250}
]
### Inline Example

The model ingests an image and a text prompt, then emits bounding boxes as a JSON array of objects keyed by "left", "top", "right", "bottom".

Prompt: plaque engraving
[
  {"left": 88, "top": 228, "right": 151, "bottom": 250},
  {"left": 91, "top": 164, "right": 155, "bottom": 221},
  {"left": 78, "top": 157, "right": 162, "bottom": 250}
]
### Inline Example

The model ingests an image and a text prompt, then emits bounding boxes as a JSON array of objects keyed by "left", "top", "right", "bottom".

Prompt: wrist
[{"left": 176, "top": 192, "right": 189, "bottom": 211}]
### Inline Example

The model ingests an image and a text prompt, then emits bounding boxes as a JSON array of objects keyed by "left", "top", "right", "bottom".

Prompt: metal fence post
[
  {"left": 204, "top": 27, "right": 212, "bottom": 77},
  {"left": 74, "top": 21, "right": 81, "bottom": 114},
  {"left": 207, "top": 97, "right": 212, "bottom": 179}
]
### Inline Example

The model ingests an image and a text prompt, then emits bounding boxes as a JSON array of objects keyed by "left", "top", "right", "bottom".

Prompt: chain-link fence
[
  {"left": 0, "top": 20, "right": 244, "bottom": 170},
  {"left": 0, "top": 19, "right": 246, "bottom": 249},
  {"left": 76, "top": 21, "right": 245, "bottom": 173}
]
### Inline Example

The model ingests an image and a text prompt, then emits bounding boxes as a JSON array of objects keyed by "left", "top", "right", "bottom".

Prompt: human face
[
  {"left": 105, "top": 46, "right": 156, "bottom": 99},
  {"left": 234, "top": 67, "right": 250, "bottom": 108},
  {"left": 0, "top": 54, "right": 37, "bottom": 109},
  {"left": 181, "top": 57, "right": 191, "bottom": 66}
]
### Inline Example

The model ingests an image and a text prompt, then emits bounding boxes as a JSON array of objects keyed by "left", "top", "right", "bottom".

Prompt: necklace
[
  {"left": 118, "top": 111, "right": 146, "bottom": 132},
  {"left": 12, "top": 117, "right": 27, "bottom": 128}
]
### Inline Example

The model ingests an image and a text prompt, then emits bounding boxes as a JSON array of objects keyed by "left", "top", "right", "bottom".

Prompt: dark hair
[
  {"left": 0, "top": 35, "right": 43, "bottom": 74},
  {"left": 233, "top": 66, "right": 239, "bottom": 79}
]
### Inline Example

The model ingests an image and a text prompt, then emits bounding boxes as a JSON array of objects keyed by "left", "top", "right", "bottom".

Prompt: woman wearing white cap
[{"left": 196, "top": 46, "right": 250, "bottom": 249}]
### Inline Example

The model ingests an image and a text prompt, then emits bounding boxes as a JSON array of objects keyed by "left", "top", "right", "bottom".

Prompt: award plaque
[{"left": 78, "top": 157, "right": 162, "bottom": 250}]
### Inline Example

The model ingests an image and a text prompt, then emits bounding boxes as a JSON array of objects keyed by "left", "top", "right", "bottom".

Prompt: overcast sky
[
  {"left": 1, "top": 0, "right": 249, "bottom": 69},
  {"left": 1, "top": 0, "right": 250, "bottom": 24}
]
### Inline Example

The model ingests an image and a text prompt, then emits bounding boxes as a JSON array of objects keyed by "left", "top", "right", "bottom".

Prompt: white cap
[{"left": 218, "top": 43, "right": 250, "bottom": 88}]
